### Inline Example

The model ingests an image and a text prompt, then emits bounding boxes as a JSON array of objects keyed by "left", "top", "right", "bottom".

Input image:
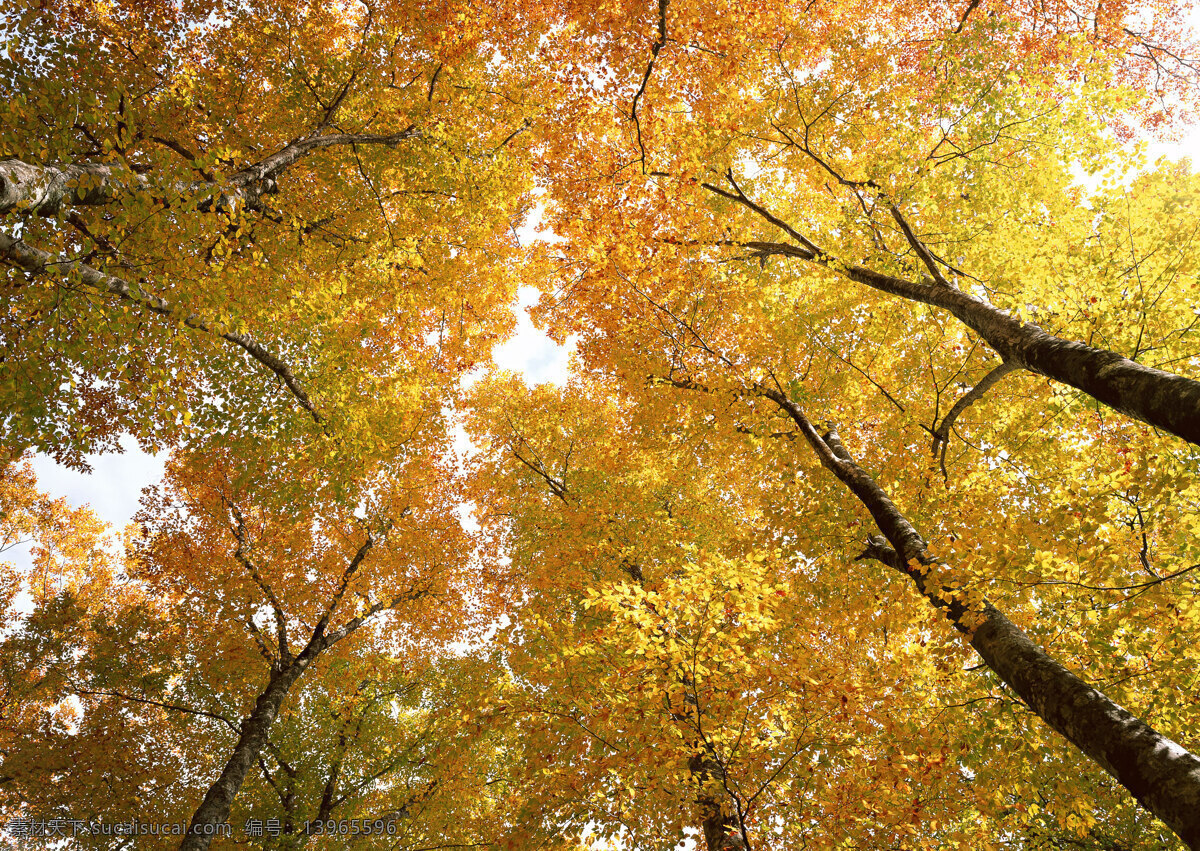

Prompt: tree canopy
[{"left": 3, "top": 0, "right": 1200, "bottom": 848}]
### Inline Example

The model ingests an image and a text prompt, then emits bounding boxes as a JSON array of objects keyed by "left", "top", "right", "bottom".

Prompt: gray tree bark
[
  {"left": 707, "top": 176, "right": 1200, "bottom": 447},
  {"left": 760, "top": 387, "right": 1200, "bottom": 849},
  {"left": 0, "top": 159, "right": 147, "bottom": 215},
  {"left": 689, "top": 750, "right": 751, "bottom": 851},
  {"left": 845, "top": 262, "right": 1200, "bottom": 448},
  {"left": 0, "top": 127, "right": 419, "bottom": 216}
]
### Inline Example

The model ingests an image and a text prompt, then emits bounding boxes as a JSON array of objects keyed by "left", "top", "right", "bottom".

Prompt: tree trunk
[
  {"left": 0, "top": 159, "right": 147, "bottom": 215},
  {"left": 971, "top": 602, "right": 1200, "bottom": 848},
  {"left": 744, "top": 236, "right": 1200, "bottom": 446},
  {"left": 846, "top": 264, "right": 1200, "bottom": 447},
  {"left": 762, "top": 389, "right": 1200, "bottom": 848},
  {"left": 179, "top": 654, "right": 316, "bottom": 851},
  {"left": 689, "top": 751, "right": 750, "bottom": 851}
]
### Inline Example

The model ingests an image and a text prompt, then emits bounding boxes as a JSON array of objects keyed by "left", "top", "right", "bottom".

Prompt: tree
[
  {"left": 2, "top": 0, "right": 533, "bottom": 846},
  {"left": 1, "top": 434, "right": 490, "bottom": 848},
  {"left": 467, "top": 371, "right": 1200, "bottom": 848},
  {"left": 0, "top": 0, "right": 532, "bottom": 464},
  {"left": 467, "top": 378, "right": 1031, "bottom": 849},
  {"left": 4, "top": 0, "right": 1200, "bottom": 848},
  {"left": 498, "top": 0, "right": 1200, "bottom": 845}
]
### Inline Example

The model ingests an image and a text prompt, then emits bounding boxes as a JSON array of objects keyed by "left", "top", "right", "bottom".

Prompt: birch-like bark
[
  {"left": 760, "top": 388, "right": 1200, "bottom": 848},
  {"left": 0, "top": 160, "right": 147, "bottom": 215},
  {"left": 0, "top": 127, "right": 419, "bottom": 215}
]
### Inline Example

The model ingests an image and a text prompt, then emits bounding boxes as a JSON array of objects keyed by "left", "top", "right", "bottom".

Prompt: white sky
[{"left": 24, "top": 297, "right": 573, "bottom": 535}]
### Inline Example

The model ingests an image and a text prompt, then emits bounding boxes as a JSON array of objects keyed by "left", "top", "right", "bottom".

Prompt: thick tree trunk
[
  {"left": 762, "top": 390, "right": 1200, "bottom": 848},
  {"left": 0, "top": 159, "right": 148, "bottom": 215},
  {"left": 846, "top": 265, "right": 1200, "bottom": 447},
  {"left": 689, "top": 751, "right": 750, "bottom": 851},
  {"left": 179, "top": 654, "right": 317, "bottom": 851},
  {"left": 971, "top": 603, "right": 1200, "bottom": 847},
  {"left": 743, "top": 237, "right": 1200, "bottom": 446}
]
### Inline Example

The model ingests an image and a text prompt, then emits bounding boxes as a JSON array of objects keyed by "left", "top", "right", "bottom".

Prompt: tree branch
[
  {"left": 0, "top": 233, "right": 321, "bottom": 422},
  {"left": 630, "top": 0, "right": 670, "bottom": 173},
  {"left": 511, "top": 448, "right": 570, "bottom": 503},
  {"left": 889, "top": 203, "right": 953, "bottom": 288},
  {"left": 0, "top": 126, "right": 420, "bottom": 216},
  {"left": 0, "top": 159, "right": 147, "bottom": 216},
  {"left": 312, "top": 534, "right": 378, "bottom": 644},
  {"left": 929, "top": 360, "right": 1018, "bottom": 465},
  {"left": 231, "top": 507, "right": 292, "bottom": 664},
  {"left": 703, "top": 178, "right": 1200, "bottom": 446},
  {"left": 953, "top": 0, "right": 983, "bottom": 33},
  {"left": 75, "top": 688, "right": 240, "bottom": 734}
]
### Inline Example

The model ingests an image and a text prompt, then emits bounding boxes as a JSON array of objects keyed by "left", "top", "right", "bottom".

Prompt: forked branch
[
  {"left": 929, "top": 360, "right": 1018, "bottom": 471},
  {"left": 753, "top": 387, "right": 1200, "bottom": 847}
]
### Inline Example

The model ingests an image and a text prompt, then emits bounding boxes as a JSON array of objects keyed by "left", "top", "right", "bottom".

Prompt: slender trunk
[
  {"left": 315, "top": 737, "right": 348, "bottom": 823},
  {"left": 179, "top": 653, "right": 318, "bottom": 851},
  {"left": 0, "top": 128, "right": 419, "bottom": 216},
  {"left": 178, "top": 536, "right": 382, "bottom": 849},
  {"left": 762, "top": 390, "right": 1200, "bottom": 848},
  {"left": 517, "top": 456, "right": 755, "bottom": 849},
  {"left": 623, "top": 559, "right": 749, "bottom": 848}
]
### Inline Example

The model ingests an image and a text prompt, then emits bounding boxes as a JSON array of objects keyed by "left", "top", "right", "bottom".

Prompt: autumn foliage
[{"left": 2, "top": 0, "right": 1200, "bottom": 849}]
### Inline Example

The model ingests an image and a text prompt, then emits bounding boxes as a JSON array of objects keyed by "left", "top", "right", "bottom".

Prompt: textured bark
[
  {"left": 762, "top": 389, "right": 1200, "bottom": 848},
  {"left": 847, "top": 264, "right": 1200, "bottom": 448},
  {"left": 689, "top": 751, "right": 750, "bottom": 851},
  {"left": 0, "top": 233, "right": 320, "bottom": 421},
  {"left": 729, "top": 216, "right": 1200, "bottom": 447},
  {"left": 700, "top": 813, "right": 749, "bottom": 851},
  {"left": 0, "top": 127, "right": 419, "bottom": 216},
  {"left": 0, "top": 159, "right": 147, "bottom": 215},
  {"left": 179, "top": 652, "right": 319, "bottom": 851},
  {"left": 970, "top": 604, "right": 1200, "bottom": 850}
]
